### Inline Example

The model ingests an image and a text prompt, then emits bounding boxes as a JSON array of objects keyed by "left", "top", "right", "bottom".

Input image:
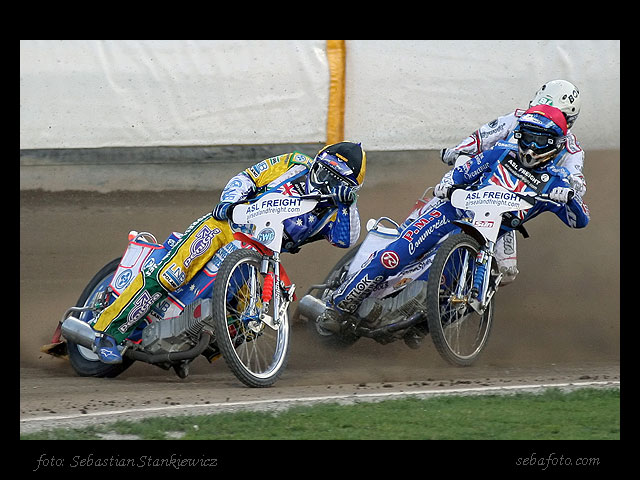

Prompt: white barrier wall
[
  {"left": 345, "top": 40, "right": 620, "bottom": 150},
  {"left": 20, "top": 40, "right": 329, "bottom": 149},
  {"left": 20, "top": 40, "right": 619, "bottom": 151}
]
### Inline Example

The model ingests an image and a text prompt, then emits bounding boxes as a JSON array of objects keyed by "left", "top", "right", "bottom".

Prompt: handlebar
[
  {"left": 533, "top": 190, "right": 575, "bottom": 203},
  {"left": 444, "top": 184, "right": 468, "bottom": 200},
  {"left": 298, "top": 193, "right": 338, "bottom": 202},
  {"left": 444, "top": 184, "right": 574, "bottom": 204}
]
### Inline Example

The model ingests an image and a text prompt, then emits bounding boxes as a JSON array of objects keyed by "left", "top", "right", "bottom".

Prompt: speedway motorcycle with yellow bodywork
[{"left": 42, "top": 189, "right": 332, "bottom": 387}]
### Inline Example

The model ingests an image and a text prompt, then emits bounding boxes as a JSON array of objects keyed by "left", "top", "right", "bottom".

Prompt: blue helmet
[{"left": 514, "top": 105, "right": 567, "bottom": 168}]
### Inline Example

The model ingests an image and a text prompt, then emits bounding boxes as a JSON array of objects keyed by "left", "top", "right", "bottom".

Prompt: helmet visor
[
  {"left": 310, "top": 163, "right": 350, "bottom": 192},
  {"left": 309, "top": 153, "right": 358, "bottom": 192}
]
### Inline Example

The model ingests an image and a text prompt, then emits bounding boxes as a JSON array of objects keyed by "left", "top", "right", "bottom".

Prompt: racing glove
[
  {"left": 433, "top": 183, "right": 452, "bottom": 199},
  {"left": 332, "top": 185, "right": 357, "bottom": 204},
  {"left": 549, "top": 187, "right": 574, "bottom": 204},
  {"left": 441, "top": 148, "right": 459, "bottom": 166},
  {"left": 212, "top": 201, "right": 235, "bottom": 221}
]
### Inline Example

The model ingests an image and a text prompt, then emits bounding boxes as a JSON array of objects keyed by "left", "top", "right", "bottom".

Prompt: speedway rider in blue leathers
[
  {"left": 440, "top": 80, "right": 585, "bottom": 286},
  {"left": 318, "top": 105, "right": 589, "bottom": 333},
  {"left": 92, "top": 141, "right": 366, "bottom": 364}
]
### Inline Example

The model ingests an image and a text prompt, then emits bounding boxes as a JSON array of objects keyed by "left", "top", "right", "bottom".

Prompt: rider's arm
[
  {"left": 219, "top": 153, "right": 312, "bottom": 203},
  {"left": 545, "top": 178, "right": 590, "bottom": 229},
  {"left": 552, "top": 193, "right": 590, "bottom": 229},
  {"left": 442, "top": 110, "right": 522, "bottom": 164},
  {"left": 555, "top": 133, "right": 587, "bottom": 197},
  {"left": 320, "top": 202, "right": 361, "bottom": 248},
  {"left": 440, "top": 149, "right": 498, "bottom": 187},
  {"left": 220, "top": 171, "right": 257, "bottom": 203}
]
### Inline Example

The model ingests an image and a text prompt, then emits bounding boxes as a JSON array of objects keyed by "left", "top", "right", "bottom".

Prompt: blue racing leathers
[{"left": 330, "top": 142, "right": 590, "bottom": 314}]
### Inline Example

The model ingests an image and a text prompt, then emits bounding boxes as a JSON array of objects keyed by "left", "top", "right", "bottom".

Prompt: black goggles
[{"left": 514, "top": 130, "right": 560, "bottom": 151}]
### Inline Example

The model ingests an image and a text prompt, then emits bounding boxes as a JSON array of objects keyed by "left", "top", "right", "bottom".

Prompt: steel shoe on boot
[
  {"left": 316, "top": 308, "right": 342, "bottom": 334},
  {"left": 499, "top": 265, "right": 519, "bottom": 286},
  {"left": 93, "top": 333, "right": 123, "bottom": 364}
]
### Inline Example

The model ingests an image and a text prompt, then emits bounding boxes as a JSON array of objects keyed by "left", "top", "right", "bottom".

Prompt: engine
[{"left": 140, "top": 298, "right": 215, "bottom": 355}]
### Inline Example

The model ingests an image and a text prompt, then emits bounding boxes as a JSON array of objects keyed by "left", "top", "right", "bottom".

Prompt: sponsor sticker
[
  {"left": 114, "top": 269, "right": 133, "bottom": 290},
  {"left": 256, "top": 227, "right": 276, "bottom": 244},
  {"left": 184, "top": 225, "right": 220, "bottom": 268},
  {"left": 119, "top": 291, "right": 163, "bottom": 332},
  {"left": 380, "top": 250, "right": 400, "bottom": 269}
]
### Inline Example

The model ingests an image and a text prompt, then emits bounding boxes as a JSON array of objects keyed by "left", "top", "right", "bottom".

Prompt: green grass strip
[{"left": 21, "top": 387, "right": 619, "bottom": 440}]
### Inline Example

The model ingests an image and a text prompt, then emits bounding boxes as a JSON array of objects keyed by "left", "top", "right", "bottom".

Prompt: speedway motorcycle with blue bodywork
[
  {"left": 298, "top": 183, "right": 570, "bottom": 366},
  {"left": 42, "top": 190, "right": 331, "bottom": 387}
]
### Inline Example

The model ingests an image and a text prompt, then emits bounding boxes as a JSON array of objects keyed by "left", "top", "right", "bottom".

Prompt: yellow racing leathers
[{"left": 94, "top": 152, "right": 361, "bottom": 343}]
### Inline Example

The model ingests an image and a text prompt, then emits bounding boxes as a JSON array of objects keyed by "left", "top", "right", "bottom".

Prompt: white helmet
[{"left": 530, "top": 80, "right": 581, "bottom": 129}]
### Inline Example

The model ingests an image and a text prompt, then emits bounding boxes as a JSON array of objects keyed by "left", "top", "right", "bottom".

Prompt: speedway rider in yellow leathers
[{"left": 92, "top": 142, "right": 367, "bottom": 364}]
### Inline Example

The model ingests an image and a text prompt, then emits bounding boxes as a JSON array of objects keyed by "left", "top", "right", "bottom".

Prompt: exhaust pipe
[
  {"left": 126, "top": 331, "right": 212, "bottom": 364},
  {"left": 60, "top": 315, "right": 99, "bottom": 349},
  {"left": 297, "top": 295, "right": 327, "bottom": 321}
]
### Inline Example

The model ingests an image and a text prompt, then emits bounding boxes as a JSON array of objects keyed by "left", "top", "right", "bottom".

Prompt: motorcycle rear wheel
[
  {"left": 67, "top": 258, "right": 135, "bottom": 378},
  {"left": 426, "top": 233, "right": 494, "bottom": 366},
  {"left": 212, "top": 248, "right": 290, "bottom": 387}
]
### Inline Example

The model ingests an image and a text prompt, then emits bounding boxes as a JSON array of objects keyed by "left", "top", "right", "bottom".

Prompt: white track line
[{"left": 21, "top": 380, "right": 619, "bottom": 432}]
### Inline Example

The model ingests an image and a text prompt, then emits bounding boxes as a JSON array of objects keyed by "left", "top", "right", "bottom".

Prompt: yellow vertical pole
[{"left": 326, "top": 40, "right": 346, "bottom": 145}]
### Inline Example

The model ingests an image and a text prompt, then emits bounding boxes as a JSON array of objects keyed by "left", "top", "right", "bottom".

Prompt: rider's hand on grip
[
  {"left": 433, "top": 183, "right": 452, "bottom": 199},
  {"left": 332, "top": 185, "right": 357, "bottom": 204},
  {"left": 549, "top": 187, "right": 574, "bottom": 204},
  {"left": 212, "top": 202, "right": 235, "bottom": 221}
]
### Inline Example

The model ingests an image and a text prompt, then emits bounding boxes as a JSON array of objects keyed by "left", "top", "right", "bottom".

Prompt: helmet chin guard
[{"left": 519, "top": 146, "right": 557, "bottom": 168}]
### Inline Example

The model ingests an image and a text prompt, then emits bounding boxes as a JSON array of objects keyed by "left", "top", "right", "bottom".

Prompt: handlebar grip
[
  {"left": 300, "top": 193, "right": 337, "bottom": 202},
  {"left": 446, "top": 184, "right": 467, "bottom": 199}
]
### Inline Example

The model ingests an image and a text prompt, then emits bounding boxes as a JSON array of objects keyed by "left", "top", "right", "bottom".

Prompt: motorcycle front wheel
[
  {"left": 212, "top": 248, "right": 290, "bottom": 387},
  {"left": 426, "top": 233, "right": 494, "bottom": 366},
  {"left": 67, "top": 258, "right": 135, "bottom": 378}
]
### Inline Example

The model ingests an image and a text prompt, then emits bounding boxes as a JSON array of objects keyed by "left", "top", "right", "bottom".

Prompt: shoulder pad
[
  {"left": 288, "top": 152, "right": 314, "bottom": 167},
  {"left": 546, "top": 163, "right": 570, "bottom": 178},
  {"left": 564, "top": 132, "right": 583, "bottom": 154}
]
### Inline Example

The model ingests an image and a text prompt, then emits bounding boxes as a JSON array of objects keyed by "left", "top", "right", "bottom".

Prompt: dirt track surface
[{"left": 20, "top": 151, "right": 620, "bottom": 433}]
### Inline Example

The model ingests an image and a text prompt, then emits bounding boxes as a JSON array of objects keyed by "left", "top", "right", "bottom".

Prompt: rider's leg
[
  {"left": 92, "top": 214, "right": 234, "bottom": 363},
  {"left": 319, "top": 200, "right": 458, "bottom": 331},
  {"left": 495, "top": 230, "right": 518, "bottom": 286}
]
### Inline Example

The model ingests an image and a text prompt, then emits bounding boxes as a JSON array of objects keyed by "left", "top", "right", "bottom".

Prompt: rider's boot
[
  {"left": 495, "top": 230, "right": 518, "bottom": 286},
  {"left": 173, "top": 361, "right": 190, "bottom": 379},
  {"left": 316, "top": 300, "right": 362, "bottom": 334},
  {"left": 92, "top": 333, "right": 123, "bottom": 364},
  {"left": 498, "top": 264, "right": 519, "bottom": 286},
  {"left": 358, "top": 280, "right": 428, "bottom": 329},
  {"left": 316, "top": 307, "right": 345, "bottom": 334}
]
